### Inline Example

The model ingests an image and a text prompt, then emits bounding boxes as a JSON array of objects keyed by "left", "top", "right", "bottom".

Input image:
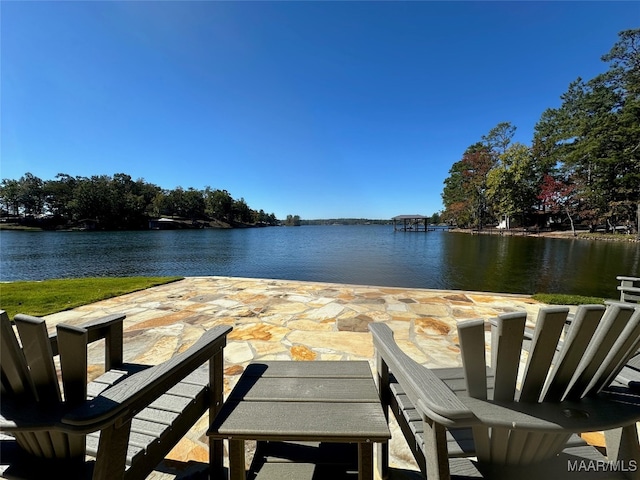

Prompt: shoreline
[{"left": 448, "top": 227, "right": 639, "bottom": 243}]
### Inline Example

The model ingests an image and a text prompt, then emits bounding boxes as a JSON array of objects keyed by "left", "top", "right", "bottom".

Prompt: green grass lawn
[
  {"left": 0, "top": 277, "right": 183, "bottom": 319},
  {"left": 532, "top": 293, "right": 605, "bottom": 305}
]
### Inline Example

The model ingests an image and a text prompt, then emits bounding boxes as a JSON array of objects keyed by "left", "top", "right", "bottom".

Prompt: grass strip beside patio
[
  {"left": 532, "top": 293, "right": 605, "bottom": 305},
  {"left": 0, "top": 276, "right": 183, "bottom": 318}
]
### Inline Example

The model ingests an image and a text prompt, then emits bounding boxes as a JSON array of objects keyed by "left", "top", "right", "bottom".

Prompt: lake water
[{"left": 1, "top": 226, "right": 638, "bottom": 298}]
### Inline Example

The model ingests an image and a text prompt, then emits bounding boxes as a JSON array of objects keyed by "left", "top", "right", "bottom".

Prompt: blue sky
[{"left": 2, "top": 2, "right": 638, "bottom": 220}]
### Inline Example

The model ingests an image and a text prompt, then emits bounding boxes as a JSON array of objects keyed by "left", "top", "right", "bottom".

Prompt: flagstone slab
[
  {"left": 287, "top": 330, "right": 374, "bottom": 358},
  {"left": 300, "top": 302, "right": 345, "bottom": 320},
  {"left": 224, "top": 341, "right": 255, "bottom": 364}
]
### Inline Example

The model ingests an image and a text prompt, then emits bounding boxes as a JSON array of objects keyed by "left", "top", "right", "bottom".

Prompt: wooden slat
[
  {"left": 457, "top": 319, "right": 492, "bottom": 464},
  {"left": 134, "top": 406, "right": 180, "bottom": 427},
  {"left": 57, "top": 324, "right": 88, "bottom": 404},
  {"left": 14, "top": 315, "right": 61, "bottom": 404},
  {"left": 588, "top": 307, "right": 640, "bottom": 393},
  {"left": 491, "top": 312, "right": 526, "bottom": 402},
  {"left": 457, "top": 319, "right": 488, "bottom": 399},
  {"left": 448, "top": 457, "right": 483, "bottom": 478},
  {"left": 243, "top": 360, "right": 373, "bottom": 378},
  {"left": 147, "top": 392, "right": 193, "bottom": 414},
  {"left": 211, "top": 401, "right": 391, "bottom": 442},
  {"left": 518, "top": 307, "right": 568, "bottom": 402},
  {"left": 486, "top": 313, "right": 525, "bottom": 465},
  {"left": 87, "top": 376, "right": 209, "bottom": 466},
  {"left": 0, "top": 311, "right": 35, "bottom": 399},
  {"left": 613, "top": 351, "right": 640, "bottom": 387},
  {"left": 565, "top": 303, "right": 635, "bottom": 399},
  {"left": 130, "top": 417, "right": 167, "bottom": 437},
  {"left": 228, "top": 377, "right": 381, "bottom": 403},
  {"left": 87, "top": 365, "right": 150, "bottom": 398},
  {"left": 254, "top": 462, "right": 318, "bottom": 480},
  {"left": 165, "top": 381, "right": 205, "bottom": 399},
  {"left": 504, "top": 430, "right": 528, "bottom": 465},
  {"left": 542, "top": 304, "right": 604, "bottom": 402}
]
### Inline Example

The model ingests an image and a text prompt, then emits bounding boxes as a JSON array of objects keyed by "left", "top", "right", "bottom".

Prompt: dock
[{"left": 392, "top": 215, "right": 431, "bottom": 232}]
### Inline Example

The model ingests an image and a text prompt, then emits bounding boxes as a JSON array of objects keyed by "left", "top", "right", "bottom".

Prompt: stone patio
[{"left": 7, "top": 276, "right": 566, "bottom": 479}]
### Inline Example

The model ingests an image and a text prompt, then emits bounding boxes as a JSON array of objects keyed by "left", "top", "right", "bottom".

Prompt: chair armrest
[
  {"left": 79, "top": 313, "right": 126, "bottom": 343},
  {"left": 369, "top": 323, "right": 476, "bottom": 427},
  {"left": 460, "top": 392, "right": 640, "bottom": 433},
  {"left": 81, "top": 313, "right": 125, "bottom": 368},
  {"left": 47, "top": 313, "right": 126, "bottom": 369},
  {"left": 61, "top": 324, "right": 232, "bottom": 433}
]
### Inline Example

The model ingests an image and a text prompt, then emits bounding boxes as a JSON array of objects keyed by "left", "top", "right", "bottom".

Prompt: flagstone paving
[{"left": 22, "top": 276, "right": 565, "bottom": 478}]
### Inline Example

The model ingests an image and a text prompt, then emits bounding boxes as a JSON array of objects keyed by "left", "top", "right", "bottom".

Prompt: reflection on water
[{"left": 1, "top": 226, "right": 638, "bottom": 298}]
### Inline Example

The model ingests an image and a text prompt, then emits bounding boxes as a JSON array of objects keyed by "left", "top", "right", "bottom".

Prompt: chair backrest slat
[
  {"left": 0, "top": 311, "right": 35, "bottom": 399},
  {"left": 57, "top": 324, "right": 89, "bottom": 404},
  {"left": 519, "top": 307, "right": 568, "bottom": 402},
  {"left": 457, "top": 319, "right": 487, "bottom": 399},
  {"left": 14, "top": 314, "right": 61, "bottom": 404},
  {"left": 585, "top": 306, "right": 640, "bottom": 394},
  {"left": 564, "top": 304, "right": 635, "bottom": 400},
  {"left": 541, "top": 305, "right": 604, "bottom": 402},
  {"left": 491, "top": 312, "right": 526, "bottom": 402}
]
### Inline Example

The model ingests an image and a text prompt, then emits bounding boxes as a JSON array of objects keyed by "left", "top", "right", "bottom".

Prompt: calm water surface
[{"left": 1, "top": 226, "right": 638, "bottom": 298}]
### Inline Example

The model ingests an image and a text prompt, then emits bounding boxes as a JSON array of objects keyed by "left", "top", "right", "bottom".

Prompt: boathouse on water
[{"left": 392, "top": 215, "right": 430, "bottom": 232}]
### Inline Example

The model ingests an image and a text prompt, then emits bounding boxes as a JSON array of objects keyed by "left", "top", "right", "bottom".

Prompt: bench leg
[
  {"left": 209, "top": 438, "right": 225, "bottom": 480},
  {"left": 359, "top": 442, "right": 374, "bottom": 480},
  {"left": 229, "top": 439, "right": 246, "bottom": 480}
]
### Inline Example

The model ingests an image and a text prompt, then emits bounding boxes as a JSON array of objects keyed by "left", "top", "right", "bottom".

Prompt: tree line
[
  {"left": 0, "top": 172, "right": 279, "bottom": 230},
  {"left": 441, "top": 29, "right": 640, "bottom": 235}
]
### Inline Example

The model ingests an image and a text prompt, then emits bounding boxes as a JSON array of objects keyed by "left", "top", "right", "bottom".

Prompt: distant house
[{"left": 149, "top": 218, "right": 180, "bottom": 230}]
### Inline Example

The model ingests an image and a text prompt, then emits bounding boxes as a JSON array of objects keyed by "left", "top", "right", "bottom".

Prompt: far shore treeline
[
  {"left": 0, "top": 173, "right": 279, "bottom": 230},
  {"left": 441, "top": 29, "right": 640, "bottom": 235}
]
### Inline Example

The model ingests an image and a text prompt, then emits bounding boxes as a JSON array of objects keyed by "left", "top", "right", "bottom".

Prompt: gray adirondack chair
[
  {"left": 0, "top": 310, "right": 232, "bottom": 480},
  {"left": 370, "top": 303, "right": 640, "bottom": 479}
]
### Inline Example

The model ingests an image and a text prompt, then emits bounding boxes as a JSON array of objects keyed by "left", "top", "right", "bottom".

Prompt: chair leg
[
  {"left": 422, "top": 417, "right": 450, "bottom": 480},
  {"left": 605, "top": 425, "right": 640, "bottom": 480},
  {"left": 376, "top": 355, "right": 390, "bottom": 479},
  {"left": 210, "top": 351, "right": 225, "bottom": 479},
  {"left": 94, "top": 420, "right": 132, "bottom": 480}
]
